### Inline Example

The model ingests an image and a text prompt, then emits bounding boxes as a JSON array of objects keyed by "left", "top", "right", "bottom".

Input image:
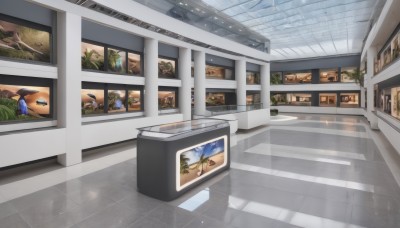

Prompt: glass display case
[{"left": 137, "top": 119, "right": 230, "bottom": 201}]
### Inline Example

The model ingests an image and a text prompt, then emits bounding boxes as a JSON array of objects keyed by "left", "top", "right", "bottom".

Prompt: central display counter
[{"left": 137, "top": 119, "right": 230, "bottom": 201}]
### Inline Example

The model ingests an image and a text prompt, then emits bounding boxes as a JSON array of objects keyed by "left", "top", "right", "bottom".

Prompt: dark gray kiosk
[{"left": 137, "top": 119, "right": 230, "bottom": 201}]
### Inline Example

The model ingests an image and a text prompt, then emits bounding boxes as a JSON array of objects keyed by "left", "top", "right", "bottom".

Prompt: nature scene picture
[
  {"left": 206, "top": 65, "right": 225, "bottom": 79},
  {"left": 128, "top": 90, "right": 141, "bottom": 111},
  {"left": 108, "top": 90, "right": 126, "bottom": 113},
  {"left": 81, "top": 42, "right": 105, "bottom": 71},
  {"left": 179, "top": 137, "right": 225, "bottom": 187},
  {"left": 158, "top": 91, "right": 176, "bottom": 109},
  {"left": 128, "top": 53, "right": 141, "bottom": 75},
  {"left": 0, "top": 84, "right": 50, "bottom": 121},
  {"left": 158, "top": 58, "right": 175, "bottom": 78},
  {"left": 81, "top": 89, "right": 104, "bottom": 115},
  {"left": 108, "top": 48, "right": 126, "bottom": 74},
  {"left": 0, "top": 20, "right": 50, "bottom": 63}
]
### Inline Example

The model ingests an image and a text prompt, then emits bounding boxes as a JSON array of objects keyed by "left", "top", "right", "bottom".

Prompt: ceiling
[{"left": 132, "top": 0, "right": 385, "bottom": 60}]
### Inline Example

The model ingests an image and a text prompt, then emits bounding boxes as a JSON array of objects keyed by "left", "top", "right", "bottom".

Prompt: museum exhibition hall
[{"left": 1, "top": 0, "right": 400, "bottom": 227}]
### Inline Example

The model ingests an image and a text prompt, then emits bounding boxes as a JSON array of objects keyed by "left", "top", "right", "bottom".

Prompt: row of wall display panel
[
  {"left": 270, "top": 67, "right": 358, "bottom": 85},
  {"left": 374, "top": 23, "right": 400, "bottom": 75},
  {"left": 82, "top": 82, "right": 178, "bottom": 116},
  {"left": 271, "top": 91, "right": 360, "bottom": 108},
  {"left": 0, "top": 74, "right": 179, "bottom": 125},
  {"left": 375, "top": 80, "right": 400, "bottom": 121},
  {"left": 82, "top": 40, "right": 177, "bottom": 79}
]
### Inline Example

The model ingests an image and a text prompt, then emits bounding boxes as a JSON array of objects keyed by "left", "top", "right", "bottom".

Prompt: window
[
  {"left": 320, "top": 69, "right": 338, "bottom": 83},
  {"left": 319, "top": 93, "right": 337, "bottom": 107},
  {"left": 246, "top": 93, "right": 261, "bottom": 105},
  {"left": 339, "top": 93, "right": 359, "bottom": 108},
  {"left": 270, "top": 72, "right": 282, "bottom": 85}
]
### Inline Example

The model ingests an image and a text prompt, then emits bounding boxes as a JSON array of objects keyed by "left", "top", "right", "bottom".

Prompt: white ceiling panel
[{"left": 132, "top": 0, "right": 386, "bottom": 60}]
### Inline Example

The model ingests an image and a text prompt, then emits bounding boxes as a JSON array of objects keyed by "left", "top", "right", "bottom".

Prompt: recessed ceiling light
[
  {"left": 229, "top": 26, "right": 232, "bottom": 28},
  {"left": 214, "top": 16, "right": 218, "bottom": 20},
  {"left": 179, "top": 2, "right": 183, "bottom": 5}
]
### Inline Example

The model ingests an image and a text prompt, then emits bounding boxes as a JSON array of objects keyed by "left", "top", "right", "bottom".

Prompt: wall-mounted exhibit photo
[
  {"left": 287, "top": 93, "right": 312, "bottom": 106},
  {"left": 128, "top": 53, "right": 141, "bottom": 75},
  {"left": 177, "top": 136, "right": 227, "bottom": 191},
  {"left": 340, "top": 67, "right": 357, "bottom": 82},
  {"left": 128, "top": 90, "right": 141, "bottom": 111},
  {"left": 270, "top": 72, "right": 283, "bottom": 84},
  {"left": 271, "top": 93, "right": 287, "bottom": 105},
  {"left": 0, "top": 84, "right": 50, "bottom": 122},
  {"left": 246, "top": 72, "right": 260, "bottom": 84},
  {"left": 320, "top": 69, "right": 338, "bottom": 83},
  {"left": 340, "top": 93, "right": 359, "bottom": 108},
  {"left": 81, "top": 42, "right": 105, "bottom": 71},
  {"left": 206, "top": 93, "right": 225, "bottom": 106},
  {"left": 246, "top": 93, "right": 261, "bottom": 105},
  {"left": 319, "top": 93, "right": 337, "bottom": 107},
  {"left": 0, "top": 18, "right": 51, "bottom": 63},
  {"left": 158, "top": 90, "right": 176, "bottom": 109},
  {"left": 158, "top": 58, "right": 176, "bottom": 78},
  {"left": 107, "top": 47, "right": 126, "bottom": 74},
  {"left": 391, "top": 87, "right": 400, "bottom": 120},
  {"left": 107, "top": 90, "right": 126, "bottom": 113},
  {"left": 206, "top": 65, "right": 225, "bottom": 79},
  {"left": 375, "top": 25, "right": 400, "bottom": 75},
  {"left": 283, "top": 72, "right": 312, "bottom": 84},
  {"left": 81, "top": 89, "right": 105, "bottom": 115}
]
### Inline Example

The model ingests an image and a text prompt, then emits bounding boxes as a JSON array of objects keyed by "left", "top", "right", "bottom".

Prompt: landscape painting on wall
[
  {"left": 284, "top": 72, "right": 312, "bottom": 84},
  {"left": 128, "top": 53, "right": 141, "bottom": 75},
  {"left": 0, "top": 19, "right": 51, "bottom": 63},
  {"left": 320, "top": 69, "right": 338, "bottom": 82},
  {"left": 206, "top": 65, "right": 225, "bottom": 79},
  {"left": 158, "top": 91, "right": 176, "bottom": 109},
  {"left": 108, "top": 90, "right": 126, "bottom": 113},
  {"left": 206, "top": 93, "right": 225, "bottom": 106},
  {"left": 177, "top": 136, "right": 227, "bottom": 190},
  {"left": 81, "top": 42, "right": 105, "bottom": 71},
  {"left": 392, "top": 31, "right": 400, "bottom": 61},
  {"left": 108, "top": 47, "right": 126, "bottom": 74},
  {"left": 341, "top": 67, "right": 357, "bottom": 82},
  {"left": 319, "top": 94, "right": 337, "bottom": 107},
  {"left": 158, "top": 58, "right": 176, "bottom": 78},
  {"left": 81, "top": 89, "right": 104, "bottom": 115},
  {"left": 128, "top": 90, "right": 141, "bottom": 111},
  {"left": 0, "top": 84, "right": 50, "bottom": 122}
]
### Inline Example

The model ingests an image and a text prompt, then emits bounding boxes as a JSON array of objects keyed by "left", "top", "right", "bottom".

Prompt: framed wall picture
[
  {"left": 158, "top": 57, "right": 176, "bottom": 78},
  {"left": 0, "top": 14, "right": 52, "bottom": 63}
]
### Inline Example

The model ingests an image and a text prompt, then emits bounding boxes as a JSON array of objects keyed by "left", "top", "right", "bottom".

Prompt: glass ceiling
[{"left": 133, "top": 0, "right": 385, "bottom": 60}]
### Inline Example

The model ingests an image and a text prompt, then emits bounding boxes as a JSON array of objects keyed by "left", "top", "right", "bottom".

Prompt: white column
[
  {"left": 194, "top": 51, "right": 206, "bottom": 116},
  {"left": 260, "top": 63, "right": 270, "bottom": 109},
  {"left": 366, "top": 46, "right": 378, "bottom": 129},
  {"left": 144, "top": 38, "right": 158, "bottom": 117},
  {"left": 236, "top": 58, "right": 246, "bottom": 110},
  {"left": 179, "top": 47, "right": 191, "bottom": 120},
  {"left": 57, "top": 12, "right": 82, "bottom": 166},
  {"left": 360, "top": 87, "right": 366, "bottom": 108}
]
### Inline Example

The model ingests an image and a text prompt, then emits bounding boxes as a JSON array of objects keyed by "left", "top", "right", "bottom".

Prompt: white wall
[{"left": 276, "top": 106, "right": 363, "bottom": 115}]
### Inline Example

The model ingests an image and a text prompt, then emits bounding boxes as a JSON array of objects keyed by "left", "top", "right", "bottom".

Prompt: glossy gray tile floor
[{"left": 1, "top": 114, "right": 400, "bottom": 228}]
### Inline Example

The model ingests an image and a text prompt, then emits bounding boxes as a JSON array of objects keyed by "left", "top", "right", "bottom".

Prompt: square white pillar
[
  {"left": 178, "top": 47, "right": 191, "bottom": 120},
  {"left": 144, "top": 38, "right": 159, "bottom": 117}
]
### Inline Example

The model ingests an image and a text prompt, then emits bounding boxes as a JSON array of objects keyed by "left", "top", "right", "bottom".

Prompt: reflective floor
[{"left": 0, "top": 114, "right": 400, "bottom": 228}]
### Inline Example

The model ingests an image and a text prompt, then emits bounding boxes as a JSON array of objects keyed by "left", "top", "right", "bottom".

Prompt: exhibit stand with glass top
[{"left": 137, "top": 119, "right": 230, "bottom": 201}]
